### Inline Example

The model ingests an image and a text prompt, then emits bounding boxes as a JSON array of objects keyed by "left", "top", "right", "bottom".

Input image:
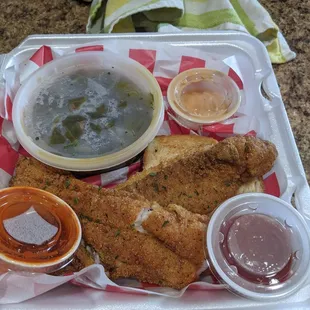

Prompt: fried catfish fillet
[
  {"left": 81, "top": 219, "right": 198, "bottom": 289},
  {"left": 10, "top": 157, "right": 207, "bottom": 288},
  {"left": 140, "top": 203, "right": 208, "bottom": 267},
  {"left": 118, "top": 136, "right": 278, "bottom": 215},
  {"left": 142, "top": 135, "right": 265, "bottom": 194}
]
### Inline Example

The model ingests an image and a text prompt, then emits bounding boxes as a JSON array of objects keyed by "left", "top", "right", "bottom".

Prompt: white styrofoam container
[{"left": 0, "top": 31, "right": 309, "bottom": 309}]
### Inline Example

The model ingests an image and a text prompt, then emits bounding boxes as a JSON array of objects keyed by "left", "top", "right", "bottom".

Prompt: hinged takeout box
[{"left": 0, "top": 32, "right": 309, "bottom": 309}]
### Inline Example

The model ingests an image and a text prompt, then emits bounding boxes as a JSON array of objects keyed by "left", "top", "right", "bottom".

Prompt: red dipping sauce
[
  {"left": 206, "top": 193, "right": 310, "bottom": 301},
  {"left": 220, "top": 214, "right": 292, "bottom": 285}
]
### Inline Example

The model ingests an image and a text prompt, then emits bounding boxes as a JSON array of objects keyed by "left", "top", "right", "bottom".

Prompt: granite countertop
[{"left": 0, "top": 0, "right": 309, "bottom": 182}]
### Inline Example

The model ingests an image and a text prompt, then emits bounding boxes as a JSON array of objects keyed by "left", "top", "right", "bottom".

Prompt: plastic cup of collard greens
[{"left": 13, "top": 51, "right": 164, "bottom": 171}]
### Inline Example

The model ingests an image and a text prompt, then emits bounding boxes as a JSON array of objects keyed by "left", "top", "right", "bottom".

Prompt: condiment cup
[
  {"left": 167, "top": 68, "right": 241, "bottom": 130},
  {"left": 0, "top": 187, "right": 81, "bottom": 273},
  {"left": 207, "top": 193, "right": 310, "bottom": 301}
]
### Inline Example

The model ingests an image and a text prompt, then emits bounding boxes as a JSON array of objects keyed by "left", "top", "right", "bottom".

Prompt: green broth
[{"left": 25, "top": 66, "right": 154, "bottom": 158}]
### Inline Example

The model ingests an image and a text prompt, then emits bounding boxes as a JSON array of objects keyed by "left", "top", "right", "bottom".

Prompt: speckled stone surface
[
  {"left": 260, "top": 0, "right": 310, "bottom": 184},
  {"left": 0, "top": 1, "right": 89, "bottom": 53},
  {"left": 0, "top": 0, "right": 309, "bottom": 182}
]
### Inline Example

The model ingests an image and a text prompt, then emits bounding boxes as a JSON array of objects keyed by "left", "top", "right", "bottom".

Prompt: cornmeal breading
[
  {"left": 118, "top": 136, "right": 277, "bottom": 215},
  {"left": 82, "top": 219, "right": 197, "bottom": 289},
  {"left": 143, "top": 135, "right": 265, "bottom": 195},
  {"left": 141, "top": 203, "right": 208, "bottom": 267},
  {"left": 10, "top": 156, "right": 206, "bottom": 289}
]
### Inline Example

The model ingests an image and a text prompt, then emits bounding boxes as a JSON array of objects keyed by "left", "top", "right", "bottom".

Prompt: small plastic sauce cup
[
  {"left": 0, "top": 187, "right": 81, "bottom": 273},
  {"left": 207, "top": 193, "right": 310, "bottom": 301},
  {"left": 167, "top": 68, "right": 241, "bottom": 130}
]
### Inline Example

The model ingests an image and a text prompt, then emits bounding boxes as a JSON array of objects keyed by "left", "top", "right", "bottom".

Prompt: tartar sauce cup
[
  {"left": 167, "top": 68, "right": 241, "bottom": 130},
  {"left": 0, "top": 187, "right": 81, "bottom": 273},
  {"left": 207, "top": 193, "right": 310, "bottom": 301}
]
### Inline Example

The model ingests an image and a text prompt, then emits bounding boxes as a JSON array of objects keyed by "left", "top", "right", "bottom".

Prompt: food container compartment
[{"left": 0, "top": 32, "right": 309, "bottom": 308}]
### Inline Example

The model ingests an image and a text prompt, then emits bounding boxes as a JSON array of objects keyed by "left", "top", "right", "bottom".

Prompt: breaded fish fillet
[
  {"left": 10, "top": 157, "right": 207, "bottom": 288},
  {"left": 140, "top": 203, "right": 208, "bottom": 267},
  {"left": 143, "top": 135, "right": 265, "bottom": 195},
  {"left": 81, "top": 219, "right": 197, "bottom": 289},
  {"left": 10, "top": 157, "right": 149, "bottom": 225},
  {"left": 118, "top": 136, "right": 278, "bottom": 215}
]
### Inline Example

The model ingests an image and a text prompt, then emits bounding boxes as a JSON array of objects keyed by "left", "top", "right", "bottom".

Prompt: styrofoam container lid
[
  {"left": 207, "top": 193, "right": 310, "bottom": 301},
  {"left": 12, "top": 51, "right": 164, "bottom": 171}
]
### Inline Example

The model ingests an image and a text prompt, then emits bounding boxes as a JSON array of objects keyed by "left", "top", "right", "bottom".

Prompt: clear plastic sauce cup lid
[
  {"left": 207, "top": 193, "right": 310, "bottom": 301},
  {"left": 167, "top": 68, "right": 241, "bottom": 124}
]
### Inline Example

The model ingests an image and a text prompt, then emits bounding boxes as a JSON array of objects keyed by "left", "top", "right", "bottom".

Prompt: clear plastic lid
[
  {"left": 167, "top": 68, "right": 241, "bottom": 127},
  {"left": 13, "top": 51, "right": 164, "bottom": 171},
  {"left": 207, "top": 193, "right": 310, "bottom": 301},
  {"left": 0, "top": 187, "right": 81, "bottom": 273}
]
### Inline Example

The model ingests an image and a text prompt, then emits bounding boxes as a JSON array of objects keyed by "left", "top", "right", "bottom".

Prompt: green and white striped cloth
[{"left": 87, "top": 0, "right": 295, "bottom": 64}]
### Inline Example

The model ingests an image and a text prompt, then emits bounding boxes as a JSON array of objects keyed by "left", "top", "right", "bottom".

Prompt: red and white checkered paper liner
[{"left": 0, "top": 41, "right": 282, "bottom": 304}]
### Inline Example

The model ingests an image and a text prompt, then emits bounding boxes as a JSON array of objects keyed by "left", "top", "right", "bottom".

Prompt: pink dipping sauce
[
  {"left": 220, "top": 214, "right": 293, "bottom": 285},
  {"left": 206, "top": 194, "right": 310, "bottom": 301}
]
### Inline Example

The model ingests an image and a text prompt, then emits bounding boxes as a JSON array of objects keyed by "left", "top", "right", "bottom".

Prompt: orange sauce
[
  {"left": 168, "top": 68, "right": 240, "bottom": 125},
  {"left": 0, "top": 187, "right": 80, "bottom": 265},
  {"left": 180, "top": 88, "right": 227, "bottom": 117},
  {"left": 178, "top": 75, "right": 229, "bottom": 119}
]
